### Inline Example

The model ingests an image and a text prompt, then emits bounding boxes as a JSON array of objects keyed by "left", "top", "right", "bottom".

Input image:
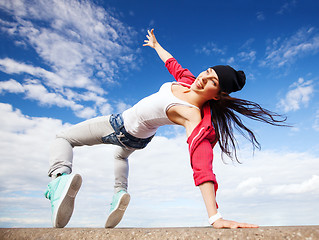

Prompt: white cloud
[
  {"left": 237, "top": 38, "right": 257, "bottom": 64},
  {"left": 75, "top": 106, "right": 97, "bottom": 119},
  {"left": 227, "top": 57, "right": 235, "bottom": 65},
  {"left": 0, "top": 58, "right": 67, "bottom": 90},
  {"left": 116, "top": 101, "right": 131, "bottom": 113},
  {"left": 216, "top": 148, "right": 319, "bottom": 225},
  {"left": 99, "top": 103, "right": 113, "bottom": 116},
  {"left": 0, "top": 0, "right": 138, "bottom": 118},
  {"left": 238, "top": 50, "right": 256, "bottom": 63},
  {"left": 0, "top": 103, "right": 318, "bottom": 227},
  {"left": 23, "top": 79, "right": 79, "bottom": 108},
  {"left": 277, "top": 0, "right": 297, "bottom": 15},
  {"left": 0, "top": 78, "right": 99, "bottom": 119},
  {"left": 63, "top": 89, "right": 106, "bottom": 105},
  {"left": 0, "top": 103, "right": 64, "bottom": 193},
  {"left": 256, "top": 12, "right": 265, "bottom": 21},
  {"left": 0, "top": 79, "right": 24, "bottom": 93},
  {"left": 270, "top": 175, "right": 319, "bottom": 195},
  {"left": 196, "top": 40, "right": 257, "bottom": 65},
  {"left": 277, "top": 78, "right": 314, "bottom": 112},
  {"left": 236, "top": 177, "right": 263, "bottom": 196},
  {"left": 261, "top": 27, "right": 319, "bottom": 67},
  {"left": 195, "top": 42, "right": 225, "bottom": 56}
]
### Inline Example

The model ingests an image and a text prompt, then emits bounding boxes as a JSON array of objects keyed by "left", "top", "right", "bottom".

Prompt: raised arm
[{"left": 143, "top": 29, "right": 173, "bottom": 63}]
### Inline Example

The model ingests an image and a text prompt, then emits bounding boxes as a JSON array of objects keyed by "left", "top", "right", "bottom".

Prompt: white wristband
[{"left": 208, "top": 212, "right": 222, "bottom": 225}]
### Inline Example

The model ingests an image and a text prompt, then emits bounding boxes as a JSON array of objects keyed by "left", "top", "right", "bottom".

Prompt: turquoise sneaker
[
  {"left": 45, "top": 173, "right": 82, "bottom": 228},
  {"left": 105, "top": 190, "right": 130, "bottom": 228}
]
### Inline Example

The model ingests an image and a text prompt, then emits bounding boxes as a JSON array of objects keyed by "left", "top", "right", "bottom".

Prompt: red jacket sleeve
[
  {"left": 190, "top": 138, "right": 217, "bottom": 186},
  {"left": 187, "top": 104, "right": 218, "bottom": 197},
  {"left": 165, "top": 58, "right": 195, "bottom": 87}
]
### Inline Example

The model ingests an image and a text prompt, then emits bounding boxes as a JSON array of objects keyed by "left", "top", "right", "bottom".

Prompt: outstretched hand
[
  {"left": 142, "top": 28, "right": 173, "bottom": 62},
  {"left": 143, "top": 29, "right": 158, "bottom": 48},
  {"left": 212, "top": 218, "right": 259, "bottom": 229}
]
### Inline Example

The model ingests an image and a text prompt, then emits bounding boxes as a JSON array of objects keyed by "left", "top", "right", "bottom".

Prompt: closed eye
[
  {"left": 211, "top": 78, "right": 218, "bottom": 86},
  {"left": 210, "top": 79, "right": 216, "bottom": 86}
]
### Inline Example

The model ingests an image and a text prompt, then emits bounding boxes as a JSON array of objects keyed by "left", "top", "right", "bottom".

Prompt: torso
[{"left": 122, "top": 82, "right": 203, "bottom": 138}]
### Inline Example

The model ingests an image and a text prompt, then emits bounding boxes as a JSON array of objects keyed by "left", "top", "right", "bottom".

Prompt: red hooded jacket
[{"left": 165, "top": 58, "right": 218, "bottom": 195}]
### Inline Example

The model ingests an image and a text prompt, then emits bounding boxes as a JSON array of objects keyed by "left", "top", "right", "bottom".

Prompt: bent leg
[
  {"left": 48, "top": 116, "right": 114, "bottom": 178},
  {"left": 49, "top": 137, "right": 74, "bottom": 178}
]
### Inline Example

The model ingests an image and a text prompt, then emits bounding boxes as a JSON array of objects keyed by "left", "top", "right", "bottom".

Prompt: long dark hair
[{"left": 209, "top": 92, "right": 288, "bottom": 163}]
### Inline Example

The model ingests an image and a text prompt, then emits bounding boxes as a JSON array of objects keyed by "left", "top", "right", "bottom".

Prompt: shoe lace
[
  {"left": 44, "top": 174, "right": 65, "bottom": 200},
  {"left": 44, "top": 185, "right": 52, "bottom": 200}
]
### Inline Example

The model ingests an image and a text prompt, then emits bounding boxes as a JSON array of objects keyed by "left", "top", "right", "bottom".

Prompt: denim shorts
[{"left": 102, "top": 114, "right": 154, "bottom": 149}]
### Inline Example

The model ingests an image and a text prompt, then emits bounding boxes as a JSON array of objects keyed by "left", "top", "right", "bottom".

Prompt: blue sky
[{"left": 0, "top": 0, "right": 318, "bottom": 228}]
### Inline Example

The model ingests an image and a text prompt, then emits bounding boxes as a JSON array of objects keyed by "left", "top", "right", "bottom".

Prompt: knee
[
  {"left": 56, "top": 129, "right": 67, "bottom": 139},
  {"left": 56, "top": 131, "right": 68, "bottom": 142},
  {"left": 113, "top": 151, "right": 128, "bottom": 161},
  {"left": 113, "top": 146, "right": 134, "bottom": 161},
  {"left": 55, "top": 131, "right": 74, "bottom": 147}
]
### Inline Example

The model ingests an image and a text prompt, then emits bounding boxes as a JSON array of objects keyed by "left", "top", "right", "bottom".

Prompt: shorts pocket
[{"left": 101, "top": 133, "right": 123, "bottom": 147}]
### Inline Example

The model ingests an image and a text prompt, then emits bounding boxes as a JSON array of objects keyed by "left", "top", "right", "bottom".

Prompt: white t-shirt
[{"left": 122, "top": 82, "right": 199, "bottom": 138}]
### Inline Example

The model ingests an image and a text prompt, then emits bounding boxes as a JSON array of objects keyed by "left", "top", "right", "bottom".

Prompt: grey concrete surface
[{"left": 0, "top": 226, "right": 318, "bottom": 240}]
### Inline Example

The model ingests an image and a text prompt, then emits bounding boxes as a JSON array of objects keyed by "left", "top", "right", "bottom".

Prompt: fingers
[
  {"left": 245, "top": 223, "right": 259, "bottom": 228},
  {"left": 143, "top": 41, "right": 154, "bottom": 47},
  {"left": 143, "top": 29, "right": 155, "bottom": 47},
  {"left": 147, "top": 29, "right": 154, "bottom": 36},
  {"left": 143, "top": 33, "right": 151, "bottom": 47},
  {"left": 236, "top": 222, "right": 259, "bottom": 228},
  {"left": 144, "top": 29, "right": 155, "bottom": 40},
  {"left": 213, "top": 219, "right": 259, "bottom": 229}
]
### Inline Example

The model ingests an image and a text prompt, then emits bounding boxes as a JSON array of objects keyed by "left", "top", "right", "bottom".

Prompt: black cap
[{"left": 211, "top": 65, "right": 246, "bottom": 94}]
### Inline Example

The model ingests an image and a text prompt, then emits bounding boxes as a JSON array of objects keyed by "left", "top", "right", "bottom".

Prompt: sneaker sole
[
  {"left": 53, "top": 174, "right": 82, "bottom": 228},
  {"left": 105, "top": 193, "right": 130, "bottom": 228}
]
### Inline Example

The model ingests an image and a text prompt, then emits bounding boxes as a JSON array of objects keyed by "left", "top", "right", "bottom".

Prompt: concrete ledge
[{"left": 1, "top": 226, "right": 318, "bottom": 240}]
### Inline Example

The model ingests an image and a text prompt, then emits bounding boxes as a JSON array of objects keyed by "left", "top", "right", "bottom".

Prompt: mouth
[{"left": 195, "top": 79, "right": 203, "bottom": 89}]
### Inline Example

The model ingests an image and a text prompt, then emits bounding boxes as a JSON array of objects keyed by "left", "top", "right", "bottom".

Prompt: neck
[{"left": 183, "top": 89, "right": 208, "bottom": 109}]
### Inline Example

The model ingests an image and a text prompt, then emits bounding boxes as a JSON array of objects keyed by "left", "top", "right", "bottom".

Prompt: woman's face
[{"left": 191, "top": 68, "right": 220, "bottom": 100}]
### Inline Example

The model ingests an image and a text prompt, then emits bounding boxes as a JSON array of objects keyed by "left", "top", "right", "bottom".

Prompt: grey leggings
[{"left": 48, "top": 115, "right": 135, "bottom": 193}]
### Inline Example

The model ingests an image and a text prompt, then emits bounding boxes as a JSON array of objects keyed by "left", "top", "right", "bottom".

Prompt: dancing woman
[{"left": 45, "top": 29, "right": 285, "bottom": 229}]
